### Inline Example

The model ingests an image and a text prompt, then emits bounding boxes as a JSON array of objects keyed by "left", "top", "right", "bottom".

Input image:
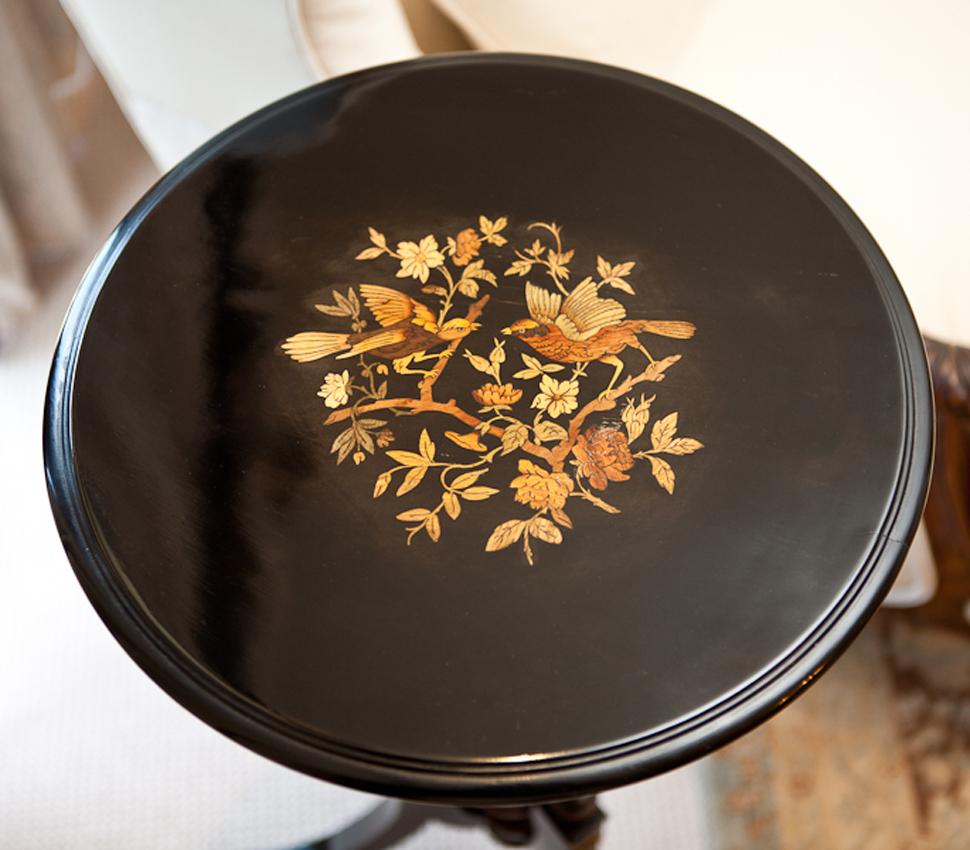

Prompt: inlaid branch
[
  {"left": 549, "top": 355, "right": 681, "bottom": 467},
  {"left": 324, "top": 395, "right": 555, "bottom": 464},
  {"left": 418, "top": 293, "right": 491, "bottom": 402},
  {"left": 324, "top": 353, "right": 681, "bottom": 471}
]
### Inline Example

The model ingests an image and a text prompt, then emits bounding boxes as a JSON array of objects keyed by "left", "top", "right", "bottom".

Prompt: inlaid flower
[
  {"left": 531, "top": 375, "right": 579, "bottom": 418},
  {"left": 510, "top": 459, "right": 574, "bottom": 511},
  {"left": 573, "top": 425, "right": 634, "bottom": 490},
  {"left": 453, "top": 227, "right": 482, "bottom": 266},
  {"left": 317, "top": 370, "right": 351, "bottom": 408},
  {"left": 472, "top": 382, "right": 523, "bottom": 409},
  {"left": 396, "top": 235, "right": 444, "bottom": 283}
]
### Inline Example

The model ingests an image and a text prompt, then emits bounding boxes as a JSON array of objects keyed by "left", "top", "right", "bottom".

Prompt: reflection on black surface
[{"left": 193, "top": 156, "right": 261, "bottom": 686}]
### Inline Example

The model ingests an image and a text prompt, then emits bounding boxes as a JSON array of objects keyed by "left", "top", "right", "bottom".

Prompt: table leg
[
  {"left": 538, "top": 797, "right": 604, "bottom": 849},
  {"left": 284, "top": 795, "right": 604, "bottom": 850}
]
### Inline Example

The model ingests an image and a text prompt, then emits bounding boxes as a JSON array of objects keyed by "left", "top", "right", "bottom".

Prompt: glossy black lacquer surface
[{"left": 45, "top": 55, "right": 932, "bottom": 804}]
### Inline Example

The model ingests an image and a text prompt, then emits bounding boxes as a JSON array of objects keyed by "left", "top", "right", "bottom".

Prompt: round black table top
[{"left": 46, "top": 54, "right": 932, "bottom": 805}]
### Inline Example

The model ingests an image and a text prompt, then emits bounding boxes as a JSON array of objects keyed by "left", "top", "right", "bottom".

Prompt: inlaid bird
[
  {"left": 282, "top": 284, "right": 479, "bottom": 375},
  {"left": 501, "top": 279, "right": 695, "bottom": 392}
]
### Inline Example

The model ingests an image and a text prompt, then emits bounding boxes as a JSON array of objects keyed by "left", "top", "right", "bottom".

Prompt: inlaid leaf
[
  {"left": 550, "top": 507, "right": 573, "bottom": 529},
  {"left": 512, "top": 367, "right": 539, "bottom": 380},
  {"left": 315, "top": 303, "right": 351, "bottom": 317},
  {"left": 463, "top": 259, "right": 497, "bottom": 285},
  {"left": 355, "top": 427, "right": 375, "bottom": 454},
  {"left": 331, "top": 428, "right": 355, "bottom": 464},
  {"left": 663, "top": 437, "right": 704, "bottom": 455},
  {"left": 597, "top": 256, "right": 635, "bottom": 290},
  {"left": 522, "top": 353, "right": 544, "bottom": 370},
  {"left": 546, "top": 250, "right": 571, "bottom": 279},
  {"left": 504, "top": 259, "right": 533, "bottom": 277},
  {"left": 650, "top": 412, "right": 679, "bottom": 451},
  {"left": 479, "top": 215, "right": 508, "bottom": 245},
  {"left": 461, "top": 486, "right": 499, "bottom": 501},
  {"left": 513, "top": 353, "right": 564, "bottom": 380},
  {"left": 529, "top": 516, "right": 563, "bottom": 545},
  {"left": 332, "top": 290, "right": 353, "bottom": 314},
  {"left": 465, "top": 258, "right": 485, "bottom": 276},
  {"left": 609, "top": 278, "right": 636, "bottom": 295},
  {"left": 396, "top": 508, "right": 430, "bottom": 522},
  {"left": 419, "top": 429, "right": 435, "bottom": 462},
  {"left": 367, "top": 227, "right": 386, "bottom": 248},
  {"left": 534, "top": 421, "right": 567, "bottom": 443},
  {"left": 396, "top": 465, "right": 427, "bottom": 496},
  {"left": 457, "top": 278, "right": 479, "bottom": 298},
  {"left": 485, "top": 519, "right": 526, "bottom": 552},
  {"left": 501, "top": 422, "right": 529, "bottom": 454},
  {"left": 622, "top": 393, "right": 655, "bottom": 443},
  {"left": 354, "top": 246, "right": 383, "bottom": 260},
  {"left": 373, "top": 471, "right": 392, "bottom": 498},
  {"left": 451, "top": 469, "right": 488, "bottom": 490},
  {"left": 386, "top": 450, "right": 426, "bottom": 467},
  {"left": 648, "top": 456, "right": 676, "bottom": 494},
  {"left": 464, "top": 351, "right": 492, "bottom": 373},
  {"left": 426, "top": 513, "right": 441, "bottom": 542},
  {"left": 443, "top": 492, "right": 461, "bottom": 520},
  {"left": 346, "top": 288, "right": 360, "bottom": 313}
]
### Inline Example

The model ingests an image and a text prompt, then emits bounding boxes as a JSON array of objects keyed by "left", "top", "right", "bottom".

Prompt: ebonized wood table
[{"left": 45, "top": 54, "right": 932, "bottom": 848}]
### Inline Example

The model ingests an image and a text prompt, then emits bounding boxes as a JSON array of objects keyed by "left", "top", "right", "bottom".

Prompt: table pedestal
[{"left": 290, "top": 796, "right": 604, "bottom": 850}]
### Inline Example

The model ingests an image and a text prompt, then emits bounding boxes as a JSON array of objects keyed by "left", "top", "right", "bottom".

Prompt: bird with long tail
[
  {"left": 282, "top": 284, "right": 480, "bottom": 376},
  {"left": 501, "top": 279, "right": 695, "bottom": 392}
]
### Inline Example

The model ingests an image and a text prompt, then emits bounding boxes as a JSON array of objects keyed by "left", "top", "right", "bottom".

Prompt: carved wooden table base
[{"left": 287, "top": 796, "right": 604, "bottom": 850}]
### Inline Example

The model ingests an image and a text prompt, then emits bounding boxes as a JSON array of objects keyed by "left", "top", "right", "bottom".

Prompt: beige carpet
[{"left": 707, "top": 610, "right": 970, "bottom": 850}]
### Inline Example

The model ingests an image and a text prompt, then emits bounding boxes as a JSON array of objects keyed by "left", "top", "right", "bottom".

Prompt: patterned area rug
[{"left": 706, "top": 610, "right": 970, "bottom": 850}]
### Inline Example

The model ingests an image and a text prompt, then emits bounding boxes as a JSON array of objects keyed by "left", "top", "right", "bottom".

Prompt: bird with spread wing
[
  {"left": 282, "top": 284, "right": 480, "bottom": 375},
  {"left": 501, "top": 279, "right": 695, "bottom": 392}
]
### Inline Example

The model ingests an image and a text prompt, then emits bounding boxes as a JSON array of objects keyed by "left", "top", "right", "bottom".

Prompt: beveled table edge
[{"left": 43, "top": 52, "right": 934, "bottom": 805}]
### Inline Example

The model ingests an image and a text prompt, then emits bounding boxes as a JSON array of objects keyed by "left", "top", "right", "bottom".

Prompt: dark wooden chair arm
[{"left": 918, "top": 337, "right": 970, "bottom": 627}]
